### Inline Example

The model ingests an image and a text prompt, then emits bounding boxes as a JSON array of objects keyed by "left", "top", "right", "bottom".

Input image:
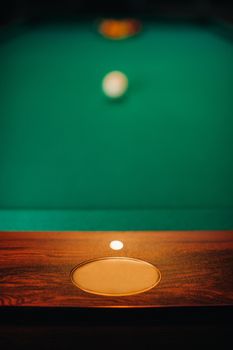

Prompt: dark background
[
  {"left": 0, "top": 307, "right": 233, "bottom": 350},
  {"left": 1, "top": 1, "right": 233, "bottom": 22}
]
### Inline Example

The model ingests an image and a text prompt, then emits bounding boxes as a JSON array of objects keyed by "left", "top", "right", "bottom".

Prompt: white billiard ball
[{"left": 102, "top": 71, "right": 128, "bottom": 99}]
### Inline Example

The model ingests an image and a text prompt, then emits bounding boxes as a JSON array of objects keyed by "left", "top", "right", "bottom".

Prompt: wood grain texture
[{"left": 0, "top": 231, "right": 233, "bottom": 308}]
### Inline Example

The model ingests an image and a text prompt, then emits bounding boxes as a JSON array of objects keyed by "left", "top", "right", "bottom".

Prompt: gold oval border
[{"left": 70, "top": 257, "right": 161, "bottom": 297}]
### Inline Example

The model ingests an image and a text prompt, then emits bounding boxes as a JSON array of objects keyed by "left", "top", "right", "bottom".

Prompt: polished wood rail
[{"left": 0, "top": 231, "right": 233, "bottom": 308}]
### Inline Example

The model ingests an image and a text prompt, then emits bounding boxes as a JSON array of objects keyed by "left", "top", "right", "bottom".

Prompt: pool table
[{"left": 0, "top": 17, "right": 233, "bottom": 310}]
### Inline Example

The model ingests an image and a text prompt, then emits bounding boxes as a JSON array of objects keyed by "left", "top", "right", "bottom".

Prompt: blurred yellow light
[{"left": 110, "top": 240, "right": 124, "bottom": 250}]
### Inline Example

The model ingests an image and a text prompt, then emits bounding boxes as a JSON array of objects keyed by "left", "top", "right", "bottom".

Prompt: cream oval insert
[{"left": 71, "top": 257, "right": 161, "bottom": 296}]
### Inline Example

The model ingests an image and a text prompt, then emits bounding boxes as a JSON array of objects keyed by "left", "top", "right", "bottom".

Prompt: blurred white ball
[{"left": 102, "top": 71, "right": 128, "bottom": 99}]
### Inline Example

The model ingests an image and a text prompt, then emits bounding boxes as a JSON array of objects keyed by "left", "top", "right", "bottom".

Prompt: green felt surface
[{"left": 0, "top": 20, "right": 233, "bottom": 230}]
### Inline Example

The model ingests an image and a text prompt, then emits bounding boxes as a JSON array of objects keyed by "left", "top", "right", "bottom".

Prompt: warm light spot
[{"left": 110, "top": 240, "right": 124, "bottom": 250}]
